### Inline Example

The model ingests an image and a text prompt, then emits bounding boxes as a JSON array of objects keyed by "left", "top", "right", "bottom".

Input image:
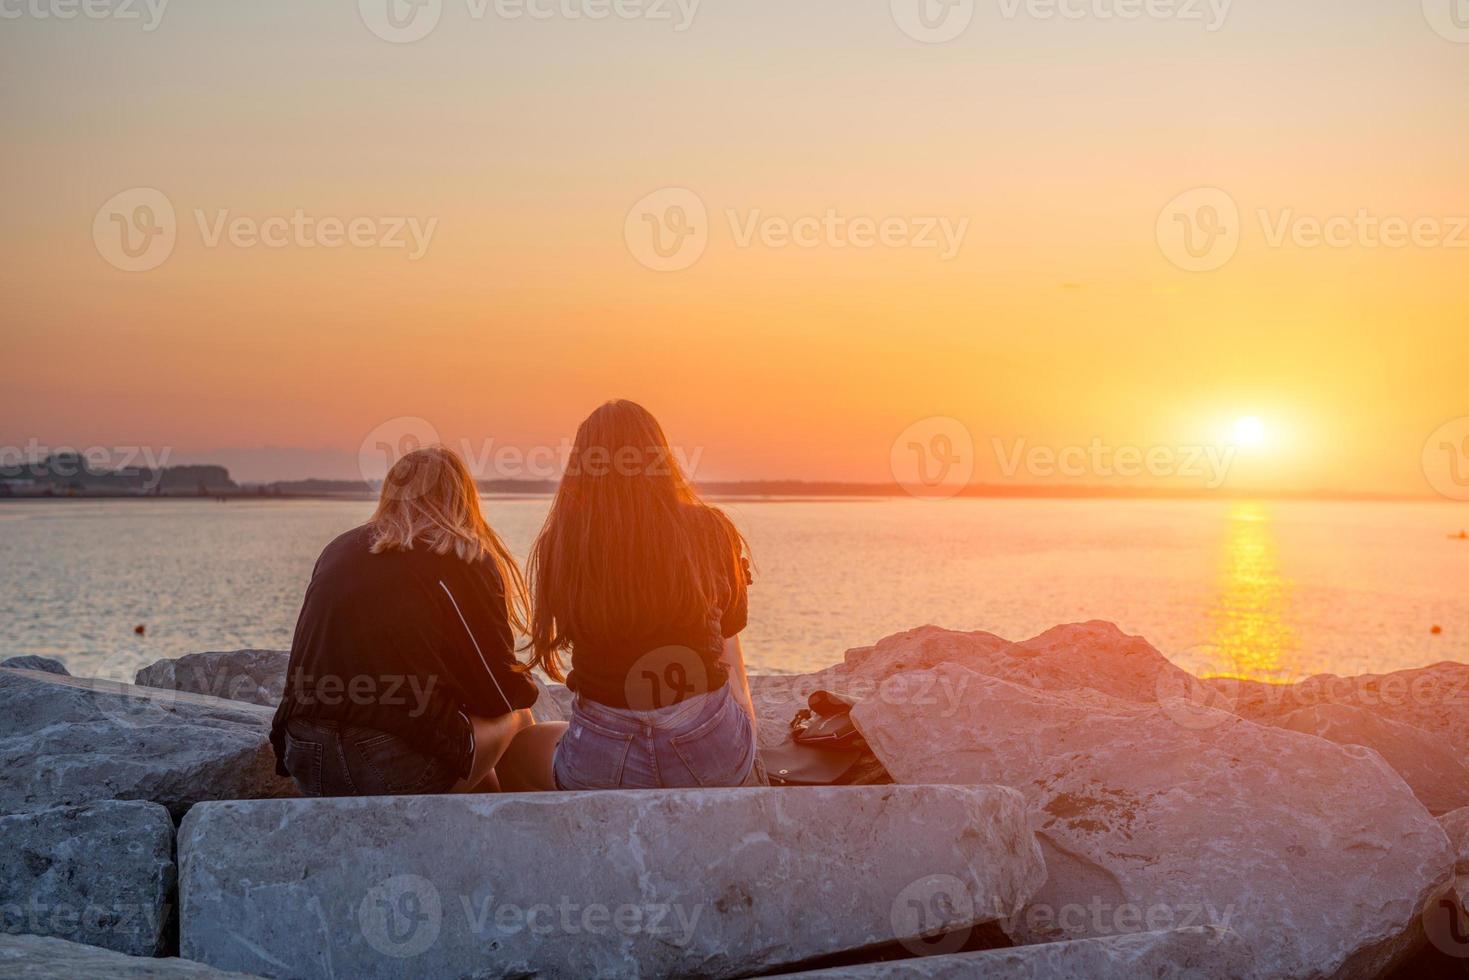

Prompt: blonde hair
[{"left": 369, "top": 446, "right": 528, "bottom": 632}]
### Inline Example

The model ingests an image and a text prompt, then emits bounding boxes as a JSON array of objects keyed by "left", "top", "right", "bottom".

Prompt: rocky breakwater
[{"left": 748, "top": 622, "right": 1464, "bottom": 979}]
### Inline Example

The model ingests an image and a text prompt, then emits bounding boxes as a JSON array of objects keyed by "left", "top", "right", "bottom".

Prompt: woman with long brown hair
[
  {"left": 270, "top": 446, "right": 561, "bottom": 796},
  {"left": 526, "top": 399, "right": 759, "bottom": 789}
]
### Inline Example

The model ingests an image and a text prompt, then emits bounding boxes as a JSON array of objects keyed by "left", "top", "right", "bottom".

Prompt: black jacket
[{"left": 269, "top": 525, "right": 538, "bottom": 778}]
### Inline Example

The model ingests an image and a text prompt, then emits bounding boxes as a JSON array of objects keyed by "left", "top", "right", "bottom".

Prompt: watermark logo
[
  {"left": 1423, "top": 0, "right": 1469, "bottom": 43},
  {"left": 359, "top": 417, "right": 443, "bottom": 498},
  {"left": 1423, "top": 417, "right": 1469, "bottom": 501},
  {"left": 1160, "top": 188, "right": 1469, "bottom": 271},
  {"left": 90, "top": 649, "right": 181, "bottom": 730},
  {"left": 1157, "top": 187, "right": 1240, "bottom": 272},
  {"left": 626, "top": 189, "right": 969, "bottom": 270},
  {"left": 891, "top": 417, "right": 975, "bottom": 500},
  {"left": 93, "top": 188, "right": 176, "bottom": 273},
  {"left": 891, "top": 0, "right": 975, "bottom": 43},
  {"left": 624, "top": 645, "right": 711, "bottom": 711},
  {"left": 1155, "top": 644, "right": 1244, "bottom": 731},
  {"left": 359, "top": 875, "right": 443, "bottom": 958},
  {"left": 891, "top": 874, "right": 975, "bottom": 955},
  {"left": 625, "top": 188, "right": 709, "bottom": 272},
  {"left": 359, "top": 0, "right": 443, "bottom": 42},
  {"left": 1422, "top": 889, "right": 1469, "bottom": 958}
]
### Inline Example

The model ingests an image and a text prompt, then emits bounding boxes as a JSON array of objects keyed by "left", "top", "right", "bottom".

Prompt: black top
[
  {"left": 566, "top": 530, "right": 752, "bottom": 711},
  {"left": 269, "top": 525, "right": 538, "bottom": 778}
]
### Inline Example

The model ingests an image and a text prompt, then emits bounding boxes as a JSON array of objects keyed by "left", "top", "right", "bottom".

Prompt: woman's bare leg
[
  {"left": 452, "top": 709, "right": 533, "bottom": 793},
  {"left": 495, "top": 721, "right": 568, "bottom": 792}
]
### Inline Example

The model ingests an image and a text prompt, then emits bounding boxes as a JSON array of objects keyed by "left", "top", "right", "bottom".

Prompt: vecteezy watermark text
[
  {"left": 0, "top": 0, "right": 168, "bottom": 30},
  {"left": 992, "top": 437, "right": 1235, "bottom": 489},
  {"left": 357, "top": 416, "right": 706, "bottom": 488},
  {"left": 1158, "top": 187, "right": 1469, "bottom": 272},
  {"left": 92, "top": 188, "right": 438, "bottom": 272},
  {"left": 890, "top": 0, "right": 1232, "bottom": 44},
  {"left": 356, "top": 875, "right": 704, "bottom": 959},
  {"left": 625, "top": 188, "right": 969, "bottom": 272},
  {"left": 889, "top": 417, "right": 1239, "bottom": 499},
  {"left": 358, "top": 0, "right": 700, "bottom": 44}
]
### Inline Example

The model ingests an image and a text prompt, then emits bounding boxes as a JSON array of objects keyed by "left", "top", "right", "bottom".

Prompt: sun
[{"left": 1233, "top": 416, "right": 1267, "bottom": 448}]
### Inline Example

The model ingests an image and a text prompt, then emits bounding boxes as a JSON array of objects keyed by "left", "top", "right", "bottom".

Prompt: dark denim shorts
[
  {"left": 552, "top": 683, "right": 757, "bottom": 790},
  {"left": 282, "top": 718, "right": 458, "bottom": 798}
]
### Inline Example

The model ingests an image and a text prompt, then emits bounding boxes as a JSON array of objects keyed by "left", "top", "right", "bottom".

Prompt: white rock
[
  {"left": 841, "top": 621, "right": 1198, "bottom": 704},
  {"left": 1276, "top": 702, "right": 1469, "bottom": 815},
  {"left": 852, "top": 664, "right": 1455, "bottom": 980},
  {"left": 0, "top": 934, "right": 260, "bottom": 978},
  {"left": 0, "top": 801, "right": 175, "bottom": 957},
  {"left": 0, "top": 668, "right": 297, "bottom": 818},
  {"left": 766, "top": 926, "right": 1254, "bottom": 979},
  {"left": 179, "top": 786, "right": 1046, "bottom": 980},
  {"left": 529, "top": 675, "right": 571, "bottom": 723},
  {"left": 134, "top": 650, "right": 289, "bottom": 708},
  {"left": 750, "top": 622, "right": 1202, "bottom": 749}
]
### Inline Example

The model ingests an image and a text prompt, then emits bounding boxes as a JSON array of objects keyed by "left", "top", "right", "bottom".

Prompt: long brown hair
[
  {"left": 369, "top": 445, "right": 529, "bottom": 633},
  {"left": 525, "top": 400, "right": 747, "bottom": 681}
]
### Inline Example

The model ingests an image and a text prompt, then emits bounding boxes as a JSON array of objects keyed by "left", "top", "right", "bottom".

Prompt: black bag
[{"left": 760, "top": 689, "right": 892, "bottom": 787}]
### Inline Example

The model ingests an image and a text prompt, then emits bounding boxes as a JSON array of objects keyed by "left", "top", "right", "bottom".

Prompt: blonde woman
[{"left": 270, "top": 447, "right": 564, "bottom": 796}]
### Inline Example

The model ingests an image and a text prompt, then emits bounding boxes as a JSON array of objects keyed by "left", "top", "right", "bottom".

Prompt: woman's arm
[
  {"left": 720, "top": 634, "right": 757, "bottom": 723},
  {"left": 454, "top": 708, "right": 535, "bottom": 792}
]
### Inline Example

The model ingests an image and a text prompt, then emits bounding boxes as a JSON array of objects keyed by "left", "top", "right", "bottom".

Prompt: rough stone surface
[
  {"left": 1213, "top": 662, "right": 1469, "bottom": 744},
  {"left": 1276, "top": 702, "right": 1469, "bottom": 815},
  {"left": 749, "top": 622, "right": 1204, "bottom": 749},
  {"left": 0, "top": 934, "right": 260, "bottom": 978},
  {"left": 134, "top": 650, "right": 289, "bottom": 708},
  {"left": 0, "top": 668, "right": 297, "bottom": 818},
  {"left": 0, "top": 801, "right": 175, "bottom": 956},
  {"left": 852, "top": 664, "right": 1455, "bottom": 980},
  {"left": 839, "top": 621, "right": 1199, "bottom": 705},
  {"left": 530, "top": 675, "right": 571, "bottom": 723},
  {"left": 179, "top": 786, "right": 1046, "bottom": 980},
  {"left": 0, "top": 656, "right": 69, "bottom": 675},
  {"left": 1445, "top": 807, "right": 1469, "bottom": 912},
  {"left": 768, "top": 927, "right": 1254, "bottom": 979}
]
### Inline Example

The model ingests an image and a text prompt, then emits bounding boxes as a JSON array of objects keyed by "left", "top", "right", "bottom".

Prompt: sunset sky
[{"left": 2, "top": 1, "right": 1466, "bottom": 493}]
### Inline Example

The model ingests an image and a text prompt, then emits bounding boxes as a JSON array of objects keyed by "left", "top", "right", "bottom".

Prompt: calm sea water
[{"left": 1, "top": 497, "right": 1465, "bottom": 683}]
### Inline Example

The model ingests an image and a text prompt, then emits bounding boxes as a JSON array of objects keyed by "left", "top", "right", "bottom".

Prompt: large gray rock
[
  {"left": 0, "top": 668, "right": 297, "bottom": 818},
  {"left": 852, "top": 664, "right": 1456, "bottom": 980},
  {"left": 768, "top": 926, "right": 1254, "bottom": 978},
  {"left": 0, "top": 934, "right": 260, "bottom": 978},
  {"left": 1276, "top": 702, "right": 1469, "bottom": 815},
  {"left": 0, "top": 656, "right": 69, "bottom": 675},
  {"left": 0, "top": 801, "right": 175, "bottom": 956},
  {"left": 180, "top": 786, "right": 1046, "bottom": 979},
  {"left": 134, "top": 650, "right": 289, "bottom": 708}
]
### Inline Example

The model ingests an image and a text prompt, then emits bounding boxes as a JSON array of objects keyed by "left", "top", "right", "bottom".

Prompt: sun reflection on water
[{"left": 1207, "top": 501, "right": 1299, "bottom": 681}]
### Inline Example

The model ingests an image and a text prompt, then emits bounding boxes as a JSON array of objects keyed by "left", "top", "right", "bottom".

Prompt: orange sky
[{"left": 2, "top": 3, "right": 1466, "bottom": 493}]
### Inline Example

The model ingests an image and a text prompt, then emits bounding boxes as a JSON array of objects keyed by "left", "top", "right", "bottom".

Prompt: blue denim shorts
[{"left": 553, "top": 683, "right": 756, "bottom": 790}]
